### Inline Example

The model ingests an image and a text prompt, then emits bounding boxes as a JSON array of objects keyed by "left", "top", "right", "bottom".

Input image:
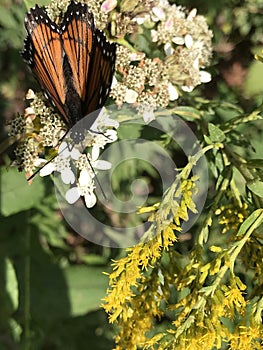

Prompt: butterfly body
[{"left": 21, "top": 1, "right": 116, "bottom": 136}]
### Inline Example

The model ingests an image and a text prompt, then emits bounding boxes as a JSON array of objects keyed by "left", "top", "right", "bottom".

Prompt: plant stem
[{"left": 22, "top": 213, "right": 31, "bottom": 350}]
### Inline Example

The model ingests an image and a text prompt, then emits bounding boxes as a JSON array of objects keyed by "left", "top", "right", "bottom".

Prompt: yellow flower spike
[
  {"left": 103, "top": 146, "right": 215, "bottom": 348},
  {"left": 137, "top": 203, "right": 160, "bottom": 214},
  {"left": 148, "top": 212, "right": 156, "bottom": 222},
  {"left": 199, "top": 269, "right": 208, "bottom": 284},
  {"left": 162, "top": 226, "right": 177, "bottom": 248},
  {"left": 200, "top": 263, "right": 211, "bottom": 273},
  {"left": 210, "top": 245, "right": 223, "bottom": 253},
  {"left": 234, "top": 276, "right": 247, "bottom": 291},
  {"left": 210, "top": 258, "right": 222, "bottom": 275},
  {"left": 224, "top": 287, "right": 247, "bottom": 311}
]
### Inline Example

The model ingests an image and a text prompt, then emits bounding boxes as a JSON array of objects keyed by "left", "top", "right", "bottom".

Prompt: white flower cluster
[
  {"left": 149, "top": 0, "right": 213, "bottom": 91},
  {"left": 107, "top": 0, "right": 213, "bottom": 123},
  {"left": 37, "top": 109, "right": 119, "bottom": 208}
]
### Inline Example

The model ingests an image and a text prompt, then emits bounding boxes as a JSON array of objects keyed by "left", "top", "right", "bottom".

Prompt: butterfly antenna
[
  {"left": 90, "top": 161, "right": 108, "bottom": 201},
  {"left": 27, "top": 152, "right": 59, "bottom": 181},
  {"left": 94, "top": 169, "right": 107, "bottom": 201}
]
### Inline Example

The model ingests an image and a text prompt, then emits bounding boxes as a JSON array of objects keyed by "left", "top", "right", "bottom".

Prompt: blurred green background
[{"left": 0, "top": 0, "right": 263, "bottom": 349}]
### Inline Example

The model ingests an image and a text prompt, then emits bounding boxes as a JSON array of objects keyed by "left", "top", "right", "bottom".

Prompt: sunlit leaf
[
  {"left": 0, "top": 167, "right": 45, "bottom": 216},
  {"left": 247, "top": 179, "right": 263, "bottom": 197},
  {"left": 236, "top": 209, "right": 263, "bottom": 237}
]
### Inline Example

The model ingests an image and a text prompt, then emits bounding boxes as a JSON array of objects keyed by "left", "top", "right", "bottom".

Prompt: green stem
[
  {"left": 224, "top": 145, "right": 263, "bottom": 208},
  {"left": 198, "top": 166, "right": 232, "bottom": 245},
  {"left": 229, "top": 210, "right": 263, "bottom": 273},
  {"left": 204, "top": 210, "right": 263, "bottom": 296},
  {"left": 22, "top": 213, "right": 31, "bottom": 350}
]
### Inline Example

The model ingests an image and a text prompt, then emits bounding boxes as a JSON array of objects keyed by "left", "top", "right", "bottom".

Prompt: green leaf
[
  {"left": 81, "top": 254, "right": 108, "bottom": 265},
  {"left": 208, "top": 123, "right": 226, "bottom": 142},
  {"left": 246, "top": 159, "right": 263, "bottom": 169},
  {"left": 173, "top": 106, "right": 201, "bottom": 121},
  {"left": 204, "top": 135, "right": 212, "bottom": 145},
  {"left": 0, "top": 167, "right": 45, "bottom": 216},
  {"left": 244, "top": 59, "right": 263, "bottom": 97},
  {"left": 64, "top": 266, "right": 109, "bottom": 316},
  {"left": 0, "top": 8, "right": 18, "bottom": 29},
  {"left": 0, "top": 258, "right": 19, "bottom": 324},
  {"left": 247, "top": 179, "right": 263, "bottom": 197},
  {"left": 117, "top": 123, "right": 144, "bottom": 139},
  {"left": 23, "top": 0, "right": 51, "bottom": 10},
  {"left": 5, "top": 259, "right": 18, "bottom": 311},
  {"left": 236, "top": 209, "right": 263, "bottom": 237}
]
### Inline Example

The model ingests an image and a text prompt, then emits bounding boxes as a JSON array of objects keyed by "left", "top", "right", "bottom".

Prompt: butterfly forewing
[
  {"left": 21, "top": 5, "right": 68, "bottom": 121},
  {"left": 61, "top": 2, "right": 95, "bottom": 104},
  {"left": 85, "top": 29, "right": 116, "bottom": 115}
]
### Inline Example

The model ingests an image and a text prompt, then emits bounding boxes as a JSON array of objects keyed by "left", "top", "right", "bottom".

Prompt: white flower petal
[
  {"left": 103, "top": 117, "right": 119, "bottom": 129},
  {"left": 187, "top": 8, "right": 197, "bottom": 20},
  {"left": 168, "top": 83, "right": 179, "bottom": 101},
  {"left": 58, "top": 142, "right": 70, "bottom": 157},
  {"left": 151, "top": 29, "right": 158, "bottom": 42},
  {"left": 70, "top": 147, "right": 81, "bottom": 160},
  {"left": 40, "top": 162, "right": 55, "bottom": 176},
  {"left": 172, "top": 36, "right": 185, "bottom": 45},
  {"left": 164, "top": 18, "right": 173, "bottom": 30},
  {"left": 84, "top": 192, "right": 97, "bottom": 208},
  {"left": 90, "top": 107, "right": 119, "bottom": 134},
  {"left": 111, "top": 76, "right": 118, "bottom": 88},
  {"left": 93, "top": 160, "right": 112, "bottom": 170},
  {"left": 129, "top": 52, "right": 145, "bottom": 61},
  {"left": 200, "top": 70, "right": 212, "bottom": 83},
  {"left": 91, "top": 146, "right": 100, "bottom": 161},
  {"left": 152, "top": 7, "right": 165, "bottom": 21},
  {"left": 136, "top": 17, "right": 145, "bottom": 25},
  {"left": 182, "top": 85, "right": 194, "bottom": 92},
  {"left": 26, "top": 89, "right": 36, "bottom": 99},
  {"left": 124, "top": 89, "right": 138, "bottom": 104},
  {"left": 184, "top": 34, "right": 193, "bottom": 48},
  {"left": 105, "top": 129, "right": 118, "bottom": 142},
  {"left": 143, "top": 109, "right": 155, "bottom": 124},
  {"left": 164, "top": 42, "right": 173, "bottom": 55},
  {"left": 24, "top": 107, "right": 35, "bottom": 116},
  {"left": 101, "top": 0, "right": 117, "bottom": 12},
  {"left": 79, "top": 168, "right": 93, "bottom": 186},
  {"left": 66, "top": 187, "right": 80, "bottom": 204},
  {"left": 34, "top": 158, "right": 47, "bottom": 167},
  {"left": 61, "top": 168, "right": 75, "bottom": 184}
]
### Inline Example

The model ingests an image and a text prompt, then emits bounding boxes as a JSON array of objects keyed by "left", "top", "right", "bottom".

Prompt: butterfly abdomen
[{"left": 63, "top": 54, "right": 83, "bottom": 127}]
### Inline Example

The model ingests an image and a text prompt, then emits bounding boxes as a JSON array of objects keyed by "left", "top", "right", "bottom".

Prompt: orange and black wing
[
  {"left": 21, "top": 2, "right": 116, "bottom": 128},
  {"left": 84, "top": 28, "right": 116, "bottom": 116},
  {"left": 61, "top": 2, "right": 95, "bottom": 105},
  {"left": 60, "top": 2, "right": 116, "bottom": 121},
  {"left": 21, "top": 5, "right": 68, "bottom": 123}
]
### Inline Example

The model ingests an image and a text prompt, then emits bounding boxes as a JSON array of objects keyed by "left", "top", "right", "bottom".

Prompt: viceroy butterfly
[{"left": 21, "top": 1, "right": 116, "bottom": 143}]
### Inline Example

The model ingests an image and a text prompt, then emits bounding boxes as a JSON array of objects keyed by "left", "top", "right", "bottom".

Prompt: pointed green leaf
[
  {"left": 208, "top": 123, "right": 226, "bottom": 142},
  {"left": 247, "top": 179, "right": 263, "bottom": 197},
  {"left": 236, "top": 209, "right": 263, "bottom": 236}
]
